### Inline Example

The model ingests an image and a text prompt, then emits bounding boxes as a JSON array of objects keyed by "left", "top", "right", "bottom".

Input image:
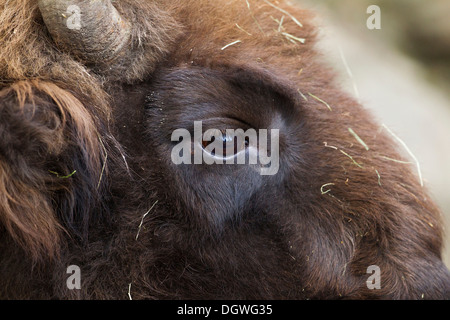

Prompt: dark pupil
[{"left": 202, "top": 133, "right": 249, "bottom": 157}]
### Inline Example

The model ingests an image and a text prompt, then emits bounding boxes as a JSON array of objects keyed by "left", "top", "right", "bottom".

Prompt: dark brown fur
[{"left": 0, "top": 0, "right": 449, "bottom": 299}]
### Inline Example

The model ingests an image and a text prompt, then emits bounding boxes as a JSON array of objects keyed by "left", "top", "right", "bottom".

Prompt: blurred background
[{"left": 295, "top": 0, "right": 450, "bottom": 267}]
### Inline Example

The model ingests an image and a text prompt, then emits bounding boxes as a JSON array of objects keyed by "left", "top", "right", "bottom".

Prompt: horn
[{"left": 38, "top": 0, "right": 131, "bottom": 64}]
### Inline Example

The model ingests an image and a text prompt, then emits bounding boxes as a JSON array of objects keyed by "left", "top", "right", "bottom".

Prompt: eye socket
[{"left": 202, "top": 130, "right": 250, "bottom": 158}]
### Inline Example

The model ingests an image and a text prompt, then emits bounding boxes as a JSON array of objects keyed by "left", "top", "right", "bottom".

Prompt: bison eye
[{"left": 202, "top": 130, "right": 249, "bottom": 158}]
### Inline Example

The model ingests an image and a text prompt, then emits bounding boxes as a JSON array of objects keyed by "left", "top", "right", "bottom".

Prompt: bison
[{"left": 0, "top": 0, "right": 449, "bottom": 299}]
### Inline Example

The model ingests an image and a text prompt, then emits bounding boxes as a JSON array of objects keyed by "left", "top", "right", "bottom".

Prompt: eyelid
[{"left": 200, "top": 117, "right": 253, "bottom": 132}]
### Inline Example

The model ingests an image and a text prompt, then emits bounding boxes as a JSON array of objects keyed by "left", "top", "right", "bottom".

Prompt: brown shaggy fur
[{"left": 0, "top": 0, "right": 449, "bottom": 299}]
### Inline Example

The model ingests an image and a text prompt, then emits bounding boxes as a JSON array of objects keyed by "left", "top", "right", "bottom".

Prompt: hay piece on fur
[
  {"left": 245, "top": 0, "right": 264, "bottom": 33},
  {"left": 136, "top": 200, "right": 159, "bottom": 240},
  {"left": 298, "top": 89, "right": 308, "bottom": 102},
  {"left": 323, "top": 142, "right": 338, "bottom": 150},
  {"left": 281, "top": 32, "right": 305, "bottom": 44},
  {"left": 381, "top": 124, "right": 423, "bottom": 187},
  {"left": 49, "top": 170, "right": 77, "bottom": 179},
  {"left": 321, "top": 183, "right": 335, "bottom": 195},
  {"left": 235, "top": 23, "right": 252, "bottom": 36},
  {"left": 128, "top": 283, "right": 132, "bottom": 300},
  {"left": 379, "top": 155, "right": 412, "bottom": 164},
  {"left": 375, "top": 169, "right": 382, "bottom": 186},
  {"left": 278, "top": 15, "right": 285, "bottom": 32},
  {"left": 97, "top": 136, "right": 108, "bottom": 190},
  {"left": 340, "top": 150, "right": 363, "bottom": 168},
  {"left": 262, "top": 0, "right": 303, "bottom": 28},
  {"left": 308, "top": 92, "right": 332, "bottom": 111},
  {"left": 348, "top": 128, "right": 369, "bottom": 151},
  {"left": 338, "top": 45, "right": 360, "bottom": 100},
  {"left": 221, "top": 40, "right": 242, "bottom": 50}
]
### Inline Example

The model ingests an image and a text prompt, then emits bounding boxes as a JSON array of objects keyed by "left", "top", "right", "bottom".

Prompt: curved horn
[{"left": 38, "top": 0, "right": 131, "bottom": 64}]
